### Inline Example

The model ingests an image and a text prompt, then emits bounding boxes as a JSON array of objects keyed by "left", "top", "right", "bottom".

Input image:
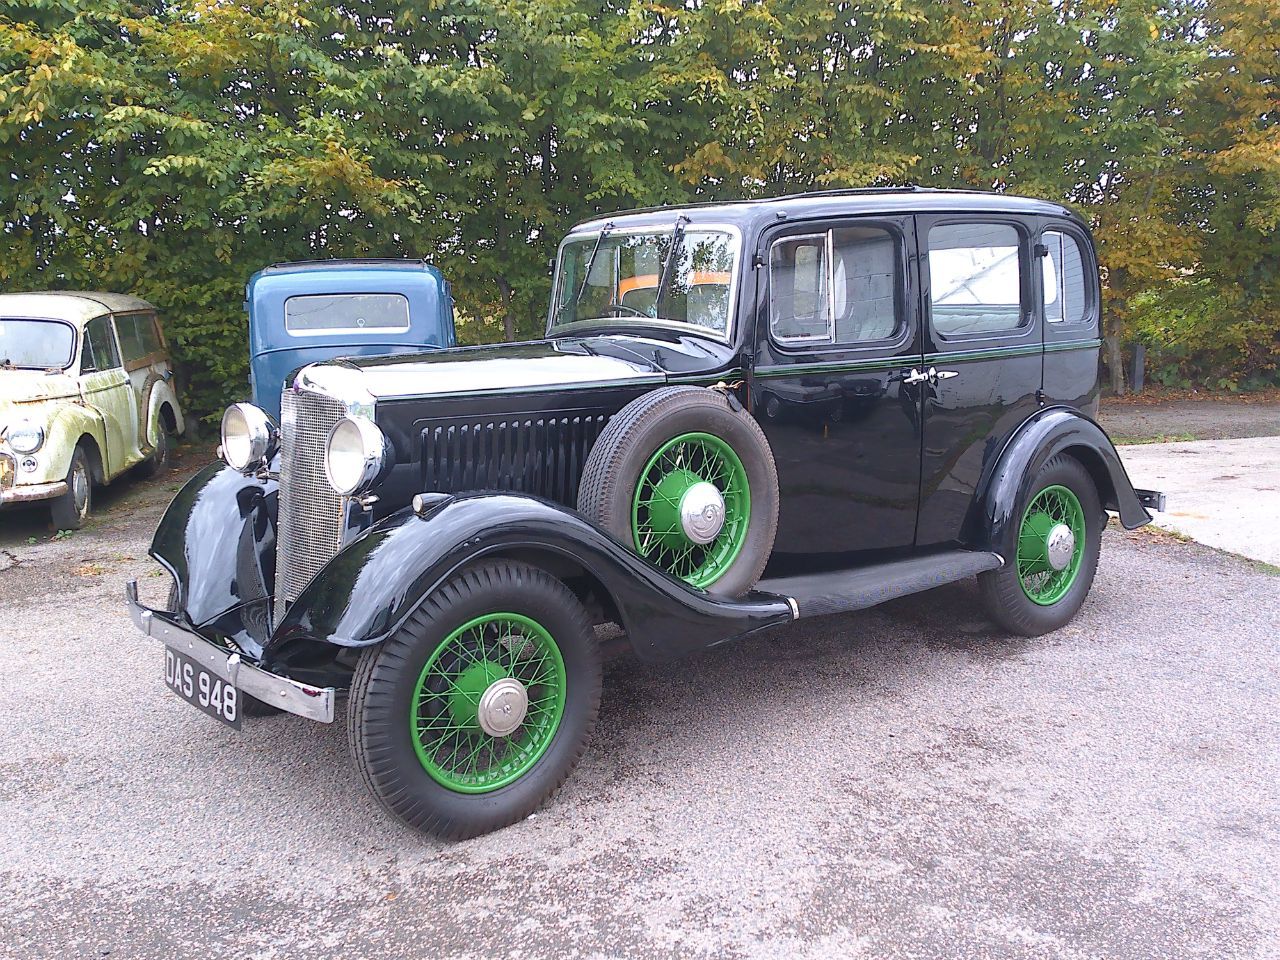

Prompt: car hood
[
  {"left": 293, "top": 335, "right": 736, "bottom": 406},
  {"left": 0, "top": 369, "right": 80, "bottom": 406}
]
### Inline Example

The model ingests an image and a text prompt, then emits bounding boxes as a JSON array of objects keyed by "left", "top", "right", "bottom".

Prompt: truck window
[{"left": 284, "top": 294, "right": 411, "bottom": 335}]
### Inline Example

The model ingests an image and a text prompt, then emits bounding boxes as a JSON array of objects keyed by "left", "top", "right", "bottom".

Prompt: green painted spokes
[
  {"left": 630, "top": 431, "right": 751, "bottom": 589},
  {"left": 1017, "top": 484, "right": 1086, "bottom": 606},
  {"left": 410, "top": 613, "right": 566, "bottom": 794}
]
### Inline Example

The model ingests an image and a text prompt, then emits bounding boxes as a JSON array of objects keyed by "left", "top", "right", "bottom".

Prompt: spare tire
[{"left": 577, "top": 386, "right": 779, "bottom": 596}]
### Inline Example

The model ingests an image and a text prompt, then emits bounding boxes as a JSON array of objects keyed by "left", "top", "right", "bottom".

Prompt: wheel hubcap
[
  {"left": 1045, "top": 523, "right": 1075, "bottom": 571},
  {"left": 477, "top": 677, "right": 529, "bottom": 737},
  {"left": 631, "top": 432, "right": 751, "bottom": 589},
  {"left": 410, "top": 613, "right": 566, "bottom": 794},
  {"left": 678, "top": 481, "right": 725, "bottom": 545},
  {"left": 72, "top": 465, "right": 89, "bottom": 517},
  {"left": 1016, "top": 484, "right": 1086, "bottom": 606}
]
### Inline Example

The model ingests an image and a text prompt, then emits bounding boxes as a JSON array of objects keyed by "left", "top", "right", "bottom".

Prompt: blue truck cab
[{"left": 246, "top": 260, "right": 456, "bottom": 420}]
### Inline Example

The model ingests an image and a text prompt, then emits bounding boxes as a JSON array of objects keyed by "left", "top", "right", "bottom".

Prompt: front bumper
[
  {"left": 1, "top": 479, "right": 67, "bottom": 506},
  {"left": 125, "top": 580, "right": 336, "bottom": 723}
]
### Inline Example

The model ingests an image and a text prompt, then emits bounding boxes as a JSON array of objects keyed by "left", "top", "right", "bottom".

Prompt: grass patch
[{"left": 1112, "top": 432, "right": 1199, "bottom": 446}]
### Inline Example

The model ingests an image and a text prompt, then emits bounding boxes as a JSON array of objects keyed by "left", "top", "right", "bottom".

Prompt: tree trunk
[
  {"left": 497, "top": 276, "right": 516, "bottom": 342},
  {"left": 1105, "top": 330, "right": 1126, "bottom": 397}
]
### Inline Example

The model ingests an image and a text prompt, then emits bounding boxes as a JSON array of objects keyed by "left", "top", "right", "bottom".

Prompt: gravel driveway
[{"left": 0, "top": 456, "right": 1277, "bottom": 959}]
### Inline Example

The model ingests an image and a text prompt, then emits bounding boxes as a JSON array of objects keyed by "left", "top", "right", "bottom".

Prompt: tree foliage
[{"left": 0, "top": 0, "right": 1276, "bottom": 414}]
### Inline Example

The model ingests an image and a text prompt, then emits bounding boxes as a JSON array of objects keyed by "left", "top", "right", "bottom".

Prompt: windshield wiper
[
  {"left": 566, "top": 221, "right": 613, "bottom": 321},
  {"left": 651, "top": 215, "right": 690, "bottom": 321}
]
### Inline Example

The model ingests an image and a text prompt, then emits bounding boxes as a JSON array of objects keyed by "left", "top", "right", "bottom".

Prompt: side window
[
  {"left": 138, "top": 314, "right": 163, "bottom": 354},
  {"left": 831, "top": 226, "right": 900, "bottom": 344},
  {"left": 770, "top": 225, "right": 902, "bottom": 346},
  {"left": 1041, "top": 231, "right": 1089, "bottom": 326},
  {"left": 769, "top": 234, "right": 829, "bottom": 342},
  {"left": 82, "top": 317, "right": 121, "bottom": 373},
  {"left": 116, "top": 315, "right": 146, "bottom": 364},
  {"left": 928, "top": 222, "right": 1025, "bottom": 337}
]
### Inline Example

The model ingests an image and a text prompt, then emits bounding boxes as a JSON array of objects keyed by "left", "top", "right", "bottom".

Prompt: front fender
[
  {"left": 969, "top": 406, "right": 1151, "bottom": 551},
  {"left": 266, "top": 493, "right": 793, "bottom": 665},
  {"left": 150, "top": 461, "right": 277, "bottom": 656}
]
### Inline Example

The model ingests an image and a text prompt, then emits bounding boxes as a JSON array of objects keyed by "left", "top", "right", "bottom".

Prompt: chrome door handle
[
  {"left": 933, "top": 368, "right": 959, "bottom": 381},
  {"left": 903, "top": 368, "right": 931, "bottom": 385}
]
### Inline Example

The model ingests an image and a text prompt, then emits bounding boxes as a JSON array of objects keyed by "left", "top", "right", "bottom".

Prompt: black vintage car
[{"left": 127, "top": 188, "right": 1163, "bottom": 839}]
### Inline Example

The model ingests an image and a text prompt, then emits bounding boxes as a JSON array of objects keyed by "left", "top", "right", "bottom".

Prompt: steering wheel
[{"left": 604, "top": 302, "right": 650, "bottom": 318}]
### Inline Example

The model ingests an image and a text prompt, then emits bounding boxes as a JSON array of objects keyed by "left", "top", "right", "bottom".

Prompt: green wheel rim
[
  {"left": 410, "top": 613, "right": 566, "bottom": 794},
  {"left": 630, "top": 431, "right": 751, "bottom": 589},
  {"left": 1017, "top": 484, "right": 1086, "bottom": 606}
]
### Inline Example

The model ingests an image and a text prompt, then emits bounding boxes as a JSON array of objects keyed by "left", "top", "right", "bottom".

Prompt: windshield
[
  {"left": 0, "top": 318, "right": 77, "bottom": 370},
  {"left": 550, "top": 227, "right": 738, "bottom": 336}
]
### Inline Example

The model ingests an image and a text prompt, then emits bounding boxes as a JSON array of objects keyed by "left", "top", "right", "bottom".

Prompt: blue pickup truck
[{"left": 246, "top": 260, "right": 456, "bottom": 420}]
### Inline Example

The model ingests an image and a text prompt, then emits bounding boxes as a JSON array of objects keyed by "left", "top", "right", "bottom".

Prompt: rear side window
[
  {"left": 115, "top": 314, "right": 161, "bottom": 364},
  {"left": 284, "top": 294, "right": 411, "bottom": 335},
  {"left": 770, "top": 225, "right": 902, "bottom": 346},
  {"left": 928, "top": 222, "right": 1025, "bottom": 337},
  {"left": 82, "top": 316, "right": 121, "bottom": 373},
  {"left": 1042, "top": 231, "right": 1090, "bottom": 326}
]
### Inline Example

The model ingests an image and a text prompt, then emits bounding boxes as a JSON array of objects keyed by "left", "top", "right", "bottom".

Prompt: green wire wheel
[
  {"left": 1016, "top": 483, "right": 1087, "bottom": 606},
  {"left": 409, "top": 612, "right": 567, "bottom": 794},
  {"left": 630, "top": 431, "right": 751, "bottom": 589}
]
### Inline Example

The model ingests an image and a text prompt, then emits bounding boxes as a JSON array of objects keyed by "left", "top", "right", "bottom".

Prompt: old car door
[
  {"left": 915, "top": 215, "right": 1043, "bottom": 548},
  {"left": 751, "top": 215, "right": 925, "bottom": 570},
  {"left": 79, "top": 314, "right": 138, "bottom": 476},
  {"left": 114, "top": 311, "right": 169, "bottom": 444}
]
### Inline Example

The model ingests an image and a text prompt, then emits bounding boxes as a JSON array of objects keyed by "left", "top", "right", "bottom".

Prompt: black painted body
[{"left": 150, "top": 189, "right": 1153, "bottom": 687}]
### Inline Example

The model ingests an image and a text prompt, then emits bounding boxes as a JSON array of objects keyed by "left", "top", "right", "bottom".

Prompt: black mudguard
[
  {"left": 149, "top": 461, "right": 277, "bottom": 658},
  {"left": 967, "top": 406, "right": 1152, "bottom": 552},
  {"left": 265, "top": 493, "right": 793, "bottom": 669}
]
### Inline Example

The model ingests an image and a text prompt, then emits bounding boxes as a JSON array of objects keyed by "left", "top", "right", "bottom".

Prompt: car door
[
  {"left": 750, "top": 215, "right": 925, "bottom": 571},
  {"left": 115, "top": 310, "right": 170, "bottom": 445},
  {"left": 915, "top": 215, "right": 1043, "bottom": 548},
  {"left": 80, "top": 314, "right": 139, "bottom": 477}
]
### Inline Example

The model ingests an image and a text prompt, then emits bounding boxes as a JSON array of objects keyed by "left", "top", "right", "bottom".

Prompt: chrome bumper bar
[
  {"left": 1, "top": 480, "right": 68, "bottom": 505},
  {"left": 125, "top": 580, "right": 336, "bottom": 723}
]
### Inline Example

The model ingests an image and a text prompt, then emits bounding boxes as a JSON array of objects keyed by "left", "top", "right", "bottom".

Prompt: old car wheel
[
  {"left": 347, "top": 560, "right": 602, "bottom": 839},
  {"left": 50, "top": 447, "right": 92, "bottom": 530},
  {"left": 577, "top": 386, "right": 779, "bottom": 596},
  {"left": 139, "top": 425, "right": 171, "bottom": 478},
  {"left": 979, "top": 454, "right": 1102, "bottom": 636}
]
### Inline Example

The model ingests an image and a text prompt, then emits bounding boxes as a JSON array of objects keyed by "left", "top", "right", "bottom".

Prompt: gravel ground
[
  {"left": 1099, "top": 399, "right": 1280, "bottom": 443},
  {"left": 0, "top": 455, "right": 1278, "bottom": 959}
]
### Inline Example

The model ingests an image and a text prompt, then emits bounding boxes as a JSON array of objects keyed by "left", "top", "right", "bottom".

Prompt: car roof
[
  {"left": 0, "top": 291, "right": 156, "bottom": 325},
  {"left": 568, "top": 187, "right": 1081, "bottom": 234},
  {"left": 254, "top": 259, "right": 444, "bottom": 277}
]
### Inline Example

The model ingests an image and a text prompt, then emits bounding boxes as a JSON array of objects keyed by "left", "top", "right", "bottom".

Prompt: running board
[{"left": 756, "top": 551, "right": 1004, "bottom": 620}]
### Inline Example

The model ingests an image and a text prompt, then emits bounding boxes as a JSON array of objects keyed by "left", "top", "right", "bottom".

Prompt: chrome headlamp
[
  {"left": 220, "top": 403, "right": 277, "bottom": 472},
  {"left": 324, "top": 416, "right": 388, "bottom": 497},
  {"left": 5, "top": 419, "right": 45, "bottom": 455}
]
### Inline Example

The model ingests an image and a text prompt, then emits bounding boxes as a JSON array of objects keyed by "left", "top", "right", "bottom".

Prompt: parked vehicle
[
  {"left": 128, "top": 188, "right": 1164, "bottom": 839},
  {"left": 246, "top": 259, "right": 456, "bottom": 420},
  {"left": 1, "top": 292, "right": 184, "bottom": 528}
]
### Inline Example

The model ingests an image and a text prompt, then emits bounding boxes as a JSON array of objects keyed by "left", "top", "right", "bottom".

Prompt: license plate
[{"left": 164, "top": 647, "right": 242, "bottom": 729}]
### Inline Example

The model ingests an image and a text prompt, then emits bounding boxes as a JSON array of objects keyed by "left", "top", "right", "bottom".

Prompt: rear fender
[
  {"left": 968, "top": 406, "right": 1151, "bottom": 551},
  {"left": 265, "top": 493, "right": 792, "bottom": 668}
]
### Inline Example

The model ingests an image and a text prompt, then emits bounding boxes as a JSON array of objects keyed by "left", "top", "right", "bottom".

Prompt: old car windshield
[
  {"left": 0, "top": 318, "right": 76, "bottom": 369},
  {"left": 550, "top": 227, "right": 738, "bottom": 336}
]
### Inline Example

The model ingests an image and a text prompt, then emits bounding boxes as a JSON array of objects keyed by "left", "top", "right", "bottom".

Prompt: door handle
[
  {"left": 903, "top": 368, "right": 931, "bottom": 385},
  {"left": 933, "top": 368, "right": 959, "bottom": 381}
]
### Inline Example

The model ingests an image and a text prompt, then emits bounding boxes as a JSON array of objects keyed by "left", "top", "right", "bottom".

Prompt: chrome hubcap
[
  {"left": 72, "top": 466, "right": 89, "bottom": 517},
  {"left": 1046, "top": 523, "right": 1076, "bottom": 571},
  {"left": 678, "top": 481, "right": 726, "bottom": 545},
  {"left": 476, "top": 677, "right": 529, "bottom": 738}
]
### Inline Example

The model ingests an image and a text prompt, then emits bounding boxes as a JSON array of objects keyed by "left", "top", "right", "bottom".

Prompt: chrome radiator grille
[
  {"left": 275, "top": 388, "right": 347, "bottom": 606},
  {"left": 420, "top": 414, "right": 609, "bottom": 504}
]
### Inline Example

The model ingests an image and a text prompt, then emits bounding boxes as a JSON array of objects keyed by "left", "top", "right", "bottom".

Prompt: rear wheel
[
  {"left": 139, "top": 423, "right": 171, "bottom": 478},
  {"left": 979, "top": 454, "right": 1102, "bottom": 636},
  {"left": 50, "top": 447, "right": 92, "bottom": 530},
  {"left": 348, "top": 560, "right": 602, "bottom": 839}
]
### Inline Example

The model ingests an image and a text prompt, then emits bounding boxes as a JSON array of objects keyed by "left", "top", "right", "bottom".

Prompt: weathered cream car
[{"left": 0, "top": 292, "right": 185, "bottom": 529}]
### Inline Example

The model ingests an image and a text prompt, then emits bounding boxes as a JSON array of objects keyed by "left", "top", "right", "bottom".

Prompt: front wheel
[
  {"left": 979, "top": 454, "right": 1103, "bottom": 636},
  {"left": 50, "top": 447, "right": 92, "bottom": 530},
  {"left": 347, "top": 560, "right": 602, "bottom": 839}
]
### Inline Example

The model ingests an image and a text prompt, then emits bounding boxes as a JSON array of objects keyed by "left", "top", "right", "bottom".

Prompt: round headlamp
[
  {"left": 220, "top": 403, "right": 277, "bottom": 472},
  {"left": 324, "top": 416, "right": 388, "bottom": 496},
  {"left": 5, "top": 420, "right": 45, "bottom": 455}
]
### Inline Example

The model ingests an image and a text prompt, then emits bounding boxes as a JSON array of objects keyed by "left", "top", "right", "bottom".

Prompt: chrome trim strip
[
  {"left": 125, "top": 581, "right": 336, "bottom": 723},
  {"left": 786, "top": 596, "right": 800, "bottom": 619}
]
